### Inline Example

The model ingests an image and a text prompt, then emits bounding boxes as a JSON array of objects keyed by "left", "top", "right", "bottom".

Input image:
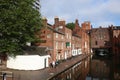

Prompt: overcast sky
[{"left": 41, "top": 0, "right": 120, "bottom": 28}]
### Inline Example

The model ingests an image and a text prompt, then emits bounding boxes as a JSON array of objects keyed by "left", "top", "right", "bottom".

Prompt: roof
[
  {"left": 113, "top": 26, "right": 120, "bottom": 30},
  {"left": 46, "top": 24, "right": 65, "bottom": 35},
  {"left": 23, "top": 46, "right": 52, "bottom": 56},
  {"left": 72, "top": 33, "right": 81, "bottom": 38},
  {"left": 53, "top": 29, "right": 65, "bottom": 35}
]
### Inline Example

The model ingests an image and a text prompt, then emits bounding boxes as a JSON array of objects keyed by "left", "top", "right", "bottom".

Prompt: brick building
[
  {"left": 72, "top": 34, "right": 81, "bottom": 56},
  {"left": 36, "top": 17, "right": 73, "bottom": 64},
  {"left": 81, "top": 21, "right": 91, "bottom": 54},
  {"left": 72, "top": 19, "right": 82, "bottom": 56},
  {"left": 34, "top": 17, "right": 92, "bottom": 67},
  {"left": 112, "top": 26, "right": 120, "bottom": 55},
  {"left": 73, "top": 20, "right": 91, "bottom": 54},
  {"left": 35, "top": 18, "right": 54, "bottom": 64},
  {"left": 53, "top": 17, "right": 66, "bottom": 61},
  {"left": 90, "top": 27, "right": 112, "bottom": 55},
  {"left": 112, "top": 26, "right": 120, "bottom": 75}
]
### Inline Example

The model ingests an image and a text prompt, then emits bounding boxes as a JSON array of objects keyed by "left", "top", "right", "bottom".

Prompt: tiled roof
[
  {"left": 114, "top": 26, "right": 120, "bottom": 30},
  {"left": 46, "top": 24, "right": 65, "bottom": 35},
  {"left": 23, "top": 46, "right": 51, "bottom": 56},
  {"left": 72, "top": 33, "right": 81, "bottom": 38}
]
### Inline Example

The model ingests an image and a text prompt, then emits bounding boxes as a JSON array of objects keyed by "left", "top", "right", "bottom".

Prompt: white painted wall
[
  {"left": 72, "top": 49, "right": 82, "bottom": 56},
  {"left": 7, "top": 55, "right": 50, "bottom": 70}
]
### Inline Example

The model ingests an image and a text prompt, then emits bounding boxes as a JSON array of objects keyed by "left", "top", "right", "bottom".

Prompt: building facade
[
  {"left": 90, "top": 27, "right": 112, "bottom": 55},
  {"left": 112, "top": 26, "right": 120, "bottom": 55},
  {"left": 112, "top": 26, "right": 120, "bottom": 75},
  {"left": 34, "top": 0, "right": 40, "bottom": 11},
  {"left": 73, "top": 20, "right": 91, "bottom": 54},
  {"left": 36, "top": 17, "right": 91, "bottom": 65},
  {"left": 53, "top": 17, "right": 66, "bottom": 61},
  {"left": 81, "top": 21, "right": 91, "bottom": 54}
]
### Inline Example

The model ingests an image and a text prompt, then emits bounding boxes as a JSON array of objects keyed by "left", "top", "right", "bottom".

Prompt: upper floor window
[
  {"left": 85, "top": 42, "right": 87, "bottom": 48},
  {"left": 61, "top": 35, "right": 64, "bottom": 39},
  {"left": 56, "top": 42, "right": 58, "bottom": 49},
  {"left": 47, "top": 34, "right": 51, "bottom": 38},
  {"left": 69, "top": 35, "right": 71, "bottom": 39},
  {"left": 72, "top": 44, "right": 74, "bottom": 49},
  {"left": 95, "top": 41, "right": 98, "bottom": 45},
  {"left": 66, "top": 33, "right": 68, "bottom": 39},
  {"left": 66, "top": 42, "right": 70, "bottom": 48},
  {"left": 56, "top": 33, "right": 58, "bottom": 38},
  {"left": 61, "top": 42, "right": 64, "bottom": 49}
]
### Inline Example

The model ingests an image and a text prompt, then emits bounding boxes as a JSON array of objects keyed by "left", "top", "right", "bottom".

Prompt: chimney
[
  {"left": 60, "top": 19, "right": 65, "bottom": 26},
  {"left": 75, "top": 19, "right": 78, "bottom": 24},
  {"left": 54, "top": 16, "right": 59, "bottom": 26},
  {"left": 42, "top": 17, "right": 47, "bottom": 26}
]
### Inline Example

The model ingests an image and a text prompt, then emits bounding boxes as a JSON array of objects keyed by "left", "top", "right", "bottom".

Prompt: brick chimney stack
[
  {"left": 81, "top": 21, "right": 91, "bottom": 30},
  {"left": 60, "top": 19, "right": 66, "bottom": 26},
  {"left": 75, "top": 19, "right": 79, "bottom": 25},
  {"left": 42, "top": 17, "right": 47, "bottom": 26},
  {"left": 54, "top": 16, "right": 59, "bottom": 27}
]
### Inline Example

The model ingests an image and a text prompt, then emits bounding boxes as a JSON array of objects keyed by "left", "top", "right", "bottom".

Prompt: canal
[
  {"left": 85, "top": 54, "right": 120, "bottom": 80},
  {"left": 48, "top": 54, "right": 120, "bottom": 80}
]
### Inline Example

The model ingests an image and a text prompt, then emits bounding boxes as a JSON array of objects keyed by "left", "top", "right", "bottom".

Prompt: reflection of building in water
[
  {"left": 91, "top": 59, "right": 110, "bottom": 78},
  {"left": 88, "top": 57, "right": 112, "bottom": 80}
]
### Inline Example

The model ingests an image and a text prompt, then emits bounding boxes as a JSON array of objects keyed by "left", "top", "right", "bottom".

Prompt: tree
[
  {"left": 0, "top": 0, "right": 42, "bottom": 57},
  {"left": 66, "top": 22, "right": 75, "bottom": 30}
]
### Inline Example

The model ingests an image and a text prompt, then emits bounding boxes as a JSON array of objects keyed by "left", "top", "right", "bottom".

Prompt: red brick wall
[
  {"left": 73, "top": 20, "right": 91, "bottom": 54},
  {"left": 65, "top": 27, "right": 72, "bottom": 58},
  {"left": 81, "top": 21, "right": 91, "bottom": 54},
  {"left": 91, "top": 27, "right": 110, "bottom": 49},
  {"left": 112, "top": 29, "right": 120, "bottom": 66}
]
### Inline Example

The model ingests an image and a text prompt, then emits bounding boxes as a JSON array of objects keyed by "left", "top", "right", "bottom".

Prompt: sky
[{"left": 40, "top": 0, "right": 120, "bottom": 28}]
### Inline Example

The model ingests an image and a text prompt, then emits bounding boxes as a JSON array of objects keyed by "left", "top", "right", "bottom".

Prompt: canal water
[{"left": 85, "top": 55, "right": 120, "bottom": 80}]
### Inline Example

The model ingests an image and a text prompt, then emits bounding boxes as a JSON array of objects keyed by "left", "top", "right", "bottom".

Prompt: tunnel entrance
[{"left": 92, "top": 48, "right": 112, "bottom": 57}]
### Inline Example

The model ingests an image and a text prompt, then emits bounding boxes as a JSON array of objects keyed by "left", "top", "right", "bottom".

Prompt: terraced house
[{"left": 36, "top": 17, "right": 91, "bottom": 67}]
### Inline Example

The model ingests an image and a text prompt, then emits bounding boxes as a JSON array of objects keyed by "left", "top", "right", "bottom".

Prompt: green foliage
[
  {"left": 66, "top": 23, "right": 75, "bottom": 30},
  {"left": 0, "top": 0, "right": 42, "bottom": 56}
]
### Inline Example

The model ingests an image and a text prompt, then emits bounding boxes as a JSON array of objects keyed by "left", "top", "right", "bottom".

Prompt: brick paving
[{"left": 0, "top": 54, "right": 90, "bottom": 80}]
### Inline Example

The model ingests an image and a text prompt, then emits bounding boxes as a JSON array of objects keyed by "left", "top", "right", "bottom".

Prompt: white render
[
  {"left": 7, "top": 55, "right": 50, "bottom": 70},
  {"left": 72, "top": 49, "right": 82, "bottom": 56}
]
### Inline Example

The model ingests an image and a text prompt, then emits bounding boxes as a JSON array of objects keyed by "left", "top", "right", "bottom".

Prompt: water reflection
[{"left": 86, "top": 56, "right": 113, "bottom": 80}]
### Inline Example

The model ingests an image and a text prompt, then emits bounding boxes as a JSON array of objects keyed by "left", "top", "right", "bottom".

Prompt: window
[
  {"left": 61, "top": 35, "right": 64, "bottom": 39},
  {"left": 56, "top": 33, "right": 58, "bottom": 38},
  {"left": 66, "top": 33, "right": 68, "bottom": 39},
  {"left": 56, "top": 42, "right": 58, "bottom": 49},
  {"left": 61, "top": 42, "right": 64, "bottom": 49},
  {"left": 95, "top": 41, "right": 98, "bottom": 45},
  {"left": 47, "top": 34, "right": 51, "bottom": 38},
  {"left": 85, "top": 42, "right": 87, "bottom": 48},
  {"left": 72, "top": 44, "right": 74, "bottom": 49},
  {"left": 66, "top": 42, "right": 70, "bottom": 47},
  {"left": 69, "top": 35, "right": 71, "bottom": 39}
]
